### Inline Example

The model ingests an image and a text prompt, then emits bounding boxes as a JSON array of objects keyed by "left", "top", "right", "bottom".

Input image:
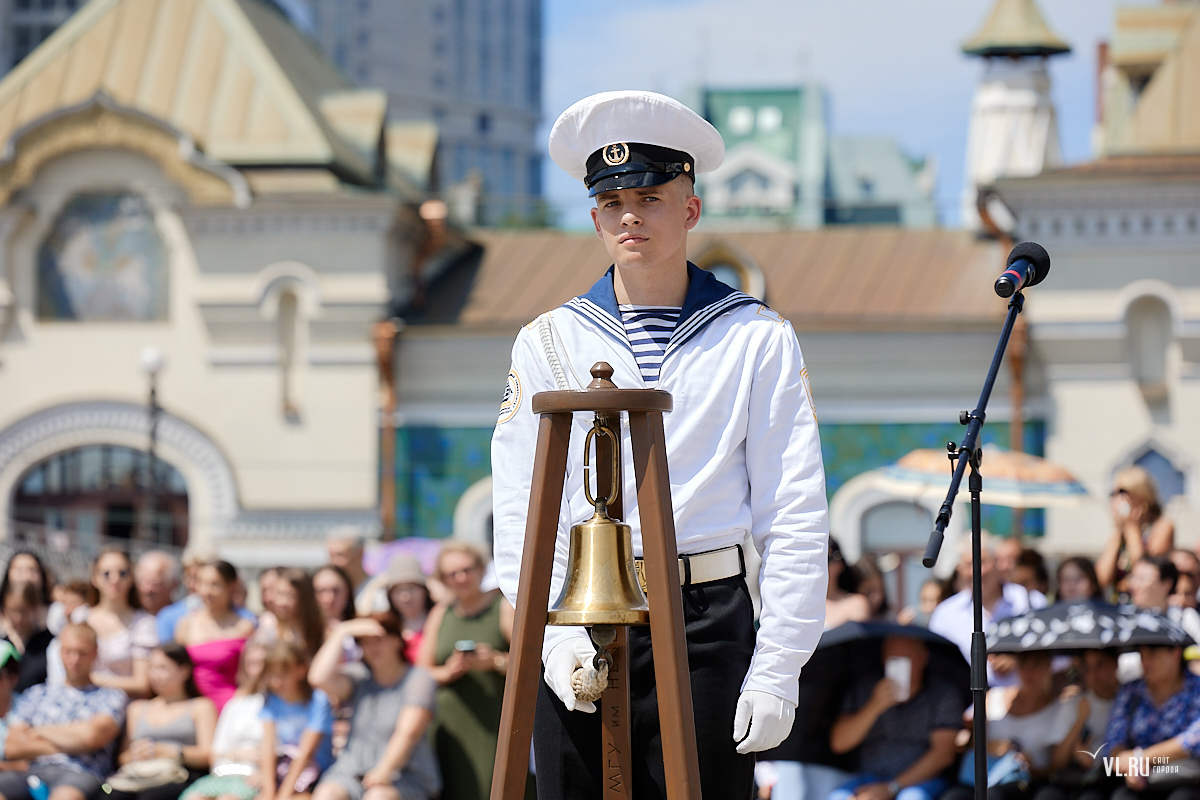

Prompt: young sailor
[{"left": 491, "top": 90, "right": 829, "bottom": 800}]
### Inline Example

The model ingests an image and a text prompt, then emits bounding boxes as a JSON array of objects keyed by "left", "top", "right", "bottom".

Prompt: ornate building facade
[{"left": 0, "top": 0, "right": 451, "bottom": 568}]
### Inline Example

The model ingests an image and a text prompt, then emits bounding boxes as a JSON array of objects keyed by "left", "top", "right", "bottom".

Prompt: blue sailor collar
[{"left": 565, "top": 263, "right": 759, "bottom": 355}]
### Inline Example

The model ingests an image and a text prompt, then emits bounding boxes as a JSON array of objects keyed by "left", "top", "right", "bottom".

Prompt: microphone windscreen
[{"left": 1007, "top": 242, "right": 1051, "bottom": 287}]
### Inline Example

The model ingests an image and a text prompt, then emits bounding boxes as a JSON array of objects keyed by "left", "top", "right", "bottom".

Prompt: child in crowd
[
  {"left": 46, "top": 579, "right": 90, "bottom": 635},
  {"left": 259, "top": 641, "right": 334, "bottom": 800},
  {"left": 180, "top": 642, "right": 268, "bottom": 800}
]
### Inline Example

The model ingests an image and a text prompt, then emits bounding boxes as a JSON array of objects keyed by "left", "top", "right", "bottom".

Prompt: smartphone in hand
[{"left": 885, "top": 655, "right": 912, "bottom": 702}]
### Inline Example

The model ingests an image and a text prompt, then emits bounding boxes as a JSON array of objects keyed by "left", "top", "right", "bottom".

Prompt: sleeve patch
[
  {"left": 497, "top": 368, "right": 522, "bottom": 424},
  {"left": 756, "top": 304, "right": 785, "bottom": 325}
]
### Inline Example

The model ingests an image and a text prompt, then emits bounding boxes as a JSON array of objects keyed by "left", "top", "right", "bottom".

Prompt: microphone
[{"left": 995, "top": 242, "right": 1051, "bottom": 298}]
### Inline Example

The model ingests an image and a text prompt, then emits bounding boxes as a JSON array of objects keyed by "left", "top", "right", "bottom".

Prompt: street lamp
[{"left": 140, "top": 347, "right": 164, "bottom": 543}]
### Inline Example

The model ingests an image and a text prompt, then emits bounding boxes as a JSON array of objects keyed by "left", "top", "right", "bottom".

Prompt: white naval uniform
[{"left": 491, "top": 265, "right": 829, "bottom": 705}]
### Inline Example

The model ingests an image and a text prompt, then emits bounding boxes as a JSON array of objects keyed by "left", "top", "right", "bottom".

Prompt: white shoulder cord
[{"left": 537, "top": 314, "right": 571, "bottom": 390}]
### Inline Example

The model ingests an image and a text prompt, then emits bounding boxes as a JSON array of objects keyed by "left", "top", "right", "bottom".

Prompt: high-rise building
[
  {"left": 0, "top": 0, "right": 81, "bottom": 73},
  {"left": 300, "top": 0, "right": 543, "bottom": 226}
]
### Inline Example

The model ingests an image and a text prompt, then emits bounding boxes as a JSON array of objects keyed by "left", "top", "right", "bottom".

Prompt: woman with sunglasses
[
  {"left": 49, "top": 550, "right": 157, "bottom": 697},
  {"left": 417, "top": 541, "right": 524, "bottom": 800},
  {"left": 1096, "top": 467, "right": 1176, "bottom": 599}
]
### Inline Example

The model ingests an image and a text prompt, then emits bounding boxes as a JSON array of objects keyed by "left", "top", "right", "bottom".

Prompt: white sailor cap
[{"left": 548, "top": 90, "right": 725, "bottom": 197}]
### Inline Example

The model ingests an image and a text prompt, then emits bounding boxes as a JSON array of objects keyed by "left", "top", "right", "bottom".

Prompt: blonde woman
[
  {"left": 417, "top": 542, "right": 524, "bottom": 800},
  {"left": 1096, "top": 466, "right": 1175, "bottom": 595},
  {"left": 48, "top": 550, "right": 158, "bottom": 697}
]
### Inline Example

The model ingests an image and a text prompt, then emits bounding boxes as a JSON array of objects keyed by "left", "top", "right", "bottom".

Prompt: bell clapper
[{"left": 589, "top": 624, "right": 616, "bottom": 670}]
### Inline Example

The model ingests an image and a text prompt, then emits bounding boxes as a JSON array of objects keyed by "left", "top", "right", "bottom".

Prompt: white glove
[
  {"left": 733, "top": 690, "right": 796, "bottom": 754},
  {"left": 545, "top": 637, "right": 600, "bottom": 713}
]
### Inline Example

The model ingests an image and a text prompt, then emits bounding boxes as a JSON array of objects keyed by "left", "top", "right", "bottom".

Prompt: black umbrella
[
  {"left": 986, "top": 600, "right": 1195, "bottom": 654},
  {"left": 761, "top": 621, "right": 969, "bottom": 768}
]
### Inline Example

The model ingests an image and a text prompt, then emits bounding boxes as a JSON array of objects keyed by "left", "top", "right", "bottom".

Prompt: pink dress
[{"left": 187, "top": 638, "right": 247, "bottom": 713}]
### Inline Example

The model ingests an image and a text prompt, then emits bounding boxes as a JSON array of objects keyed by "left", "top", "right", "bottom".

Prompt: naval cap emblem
[{"left": 602, "top": 142, "right": 629, "bottom": 166}]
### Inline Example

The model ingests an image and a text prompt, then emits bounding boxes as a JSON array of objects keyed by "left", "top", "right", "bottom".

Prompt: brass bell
[{"left": 547, "top": 423, "right": 650, "bottom": 627}]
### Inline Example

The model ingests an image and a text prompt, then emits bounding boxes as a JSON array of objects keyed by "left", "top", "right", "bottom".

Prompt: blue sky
[{"left": 541, "top": 0, "right": 1155, "bottom": 230}]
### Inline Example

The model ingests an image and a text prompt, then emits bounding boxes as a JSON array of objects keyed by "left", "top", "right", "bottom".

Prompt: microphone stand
[{"left": 922, "top": 290, "right": 1025, "bottom": 800}]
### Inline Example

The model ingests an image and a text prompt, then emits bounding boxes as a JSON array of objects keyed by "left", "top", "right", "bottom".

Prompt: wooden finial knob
[{"left": 587, "top": 362, "right": 617, "bottom": 390}]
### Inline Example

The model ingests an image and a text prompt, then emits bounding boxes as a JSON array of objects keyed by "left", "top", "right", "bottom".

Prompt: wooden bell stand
[{"left": 490, "top": 363, "right": 702, "bottom": 800}]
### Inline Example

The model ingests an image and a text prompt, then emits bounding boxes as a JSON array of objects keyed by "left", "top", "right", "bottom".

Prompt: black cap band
[{"left": 585, "top": 142, "right": 694, "bottom": 196}]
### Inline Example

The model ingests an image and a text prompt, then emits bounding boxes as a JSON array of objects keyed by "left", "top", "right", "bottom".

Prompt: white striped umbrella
[{"left": 870, "top": 446, "right": 1089, "bottom": 509}]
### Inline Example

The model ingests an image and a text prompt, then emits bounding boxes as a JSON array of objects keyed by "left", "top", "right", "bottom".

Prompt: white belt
[{"left": 633, "top": 544, "right": 746, "bottom": 594}]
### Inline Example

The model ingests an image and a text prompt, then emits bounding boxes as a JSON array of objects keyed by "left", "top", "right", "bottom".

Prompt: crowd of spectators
[
  {"left": 0, "top": 535, "right": 521, "bottom": 800},
  {"left": 762, "top": 465, "right": 1200, "bottom": 800},
  {"left": 2, "top": 464, "right": 1198, "bottom": 800}
]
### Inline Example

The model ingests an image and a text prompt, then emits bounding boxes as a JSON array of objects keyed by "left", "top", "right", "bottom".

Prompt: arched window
[
  {"left": 37, "top": 193, "right": 168, "bottom": 321},
  {"left": 12, "top": 444, "right": 188, "bottom": 548},
  {"left": 1126, "top": 295, "right": 1172, "bottom": 404},
  {"left": 1130, "top": 447, "right": 1186, "bottom": 504},
  {"left": 278, "top": 289, "right": 301, "bottom": 419}
]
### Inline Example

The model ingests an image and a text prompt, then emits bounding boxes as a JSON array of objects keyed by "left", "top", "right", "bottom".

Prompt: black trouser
[{"left": 533, "top": 576, "right": 757, "bottom": 800}]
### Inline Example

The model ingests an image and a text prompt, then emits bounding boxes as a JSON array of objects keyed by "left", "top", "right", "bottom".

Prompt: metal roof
[
  {"left": 457, "top": 228, "right": 1005, "bottom": 333},
  {"left": 0, "top": 0, "right": 376, "bottom": 182},
  {"left": 961, "top": 0, "right": 1071, "bottom": 57}
]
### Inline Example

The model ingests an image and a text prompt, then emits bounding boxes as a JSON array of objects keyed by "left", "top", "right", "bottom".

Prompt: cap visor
[{"left": 588, "top": 170, "right": 680, "bottom": 197}]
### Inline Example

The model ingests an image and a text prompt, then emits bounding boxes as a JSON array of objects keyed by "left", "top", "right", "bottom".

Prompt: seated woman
[
  {"left": 108, "top": 644, "right": 218, "bottom": 800},
  {"left": 419, "top": 542, "right": 518, "bottom": 800},
  {"left": 2, "top": 581, "right": 54, "bottom": 693},
  {"left": 313, "top": 566, "right": 355, "bottom": 640},
  {"left": 1055, "top": 557, "right": 1102, "bottom": 603},
  {"left": 982, "top": 651, "right": 1083, "bottom": 800},
  {"left": 254, "top": 569, "right": 326, "bottom": 660},
  {"left": 1095, "top": 467, "right": 1175, "bottom": 598},
  {"left": 49, "top": 550, "right": 158, "bottom": 697},
  {"left": 383, "top": 558, "right": 431, "bottom": 665},
  {"left": 0, "top": 552, "right": 52, "bottom": 621},
  {"left": 176, "top": 561, "right": 257, "bottom": 713},
  {"left": 310, "top": 613, "right": 441, "bottom": 800},
  {"left": 180, "top": 641, "right": 269, "bottom": 800},
  {"left": 1082, "top": 644, "right": 1200, "bottom": 800}
]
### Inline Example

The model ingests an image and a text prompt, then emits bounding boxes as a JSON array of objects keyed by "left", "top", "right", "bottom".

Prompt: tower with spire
[{"left": 960, "top": 0, "right": 1071, "bottom": 231}]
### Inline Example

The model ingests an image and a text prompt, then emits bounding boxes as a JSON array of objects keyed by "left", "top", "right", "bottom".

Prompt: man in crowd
[
  {"left": 828, "top": 636, "right": 960, "bottom": 800},
  {"left": 993, "top": 536, "right": 1022, "bottom": 588},
  {"left": 155, "top": 551, "right": 210, "bottom": 642},
  {"left": 929, "top": 534, "right": 1045, "bottom": 686},
  {"left": 326, "top": 533, "right": 371, "bottom": 614},
  {"left": 1170, "top": 549, "right": 1199, "bottom": 609},
  {"left": 134, "top": 550, "right": 180, "bottom": 616},
  {"left": 0, "top": 624, "right": 126, "bottom": 800}
]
